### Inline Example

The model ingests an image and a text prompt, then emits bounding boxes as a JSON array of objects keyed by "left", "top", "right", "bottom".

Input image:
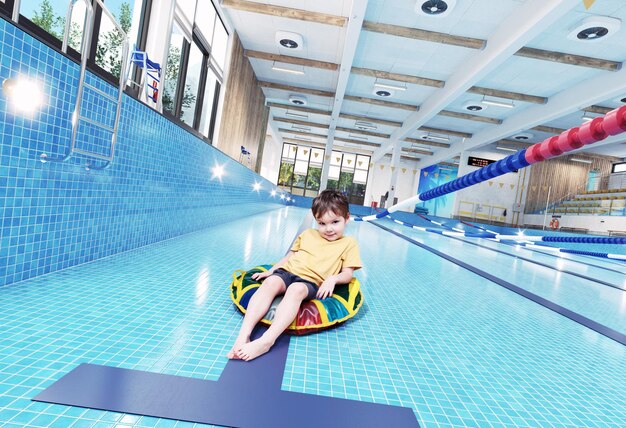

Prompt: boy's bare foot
[
  {"left": 227, "top": 336, "right": 250, "bottom": 359},
  {"left": 236, "top": 337, "right": 273, "bottom": 361}
]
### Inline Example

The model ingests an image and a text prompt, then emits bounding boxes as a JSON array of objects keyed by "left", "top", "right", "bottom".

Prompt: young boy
[{"left": 228, "top": 189, "right": 362, "bottom": 361}]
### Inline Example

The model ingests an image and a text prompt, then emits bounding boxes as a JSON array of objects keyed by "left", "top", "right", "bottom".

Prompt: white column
[{"left": 387, "top": 142, "right": 402, "bottom": 206}]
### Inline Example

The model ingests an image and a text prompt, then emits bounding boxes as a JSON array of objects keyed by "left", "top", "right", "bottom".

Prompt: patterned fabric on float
[{"left": 230, "top": 265, "right": 363, "bottom": 335}]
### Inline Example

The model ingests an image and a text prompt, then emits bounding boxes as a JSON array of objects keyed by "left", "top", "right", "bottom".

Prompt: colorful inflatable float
[{"left": 230, "top": 265, "right": 363, "bottom": 335}]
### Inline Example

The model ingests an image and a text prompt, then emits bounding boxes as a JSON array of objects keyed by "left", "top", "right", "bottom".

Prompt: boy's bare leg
[
  {"left": 227, "top": 277, "right": 286, "bottom": 359},
  {"left": 237, "top": 283, "right": 308, "bottom": 361}
]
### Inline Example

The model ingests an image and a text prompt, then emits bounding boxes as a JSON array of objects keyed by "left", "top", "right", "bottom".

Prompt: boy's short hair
[{"left": 312, "top": 189, "right": 350, "bottom": 219}]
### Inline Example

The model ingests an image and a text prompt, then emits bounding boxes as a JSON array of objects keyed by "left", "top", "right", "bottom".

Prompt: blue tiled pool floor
[{"left": 2, "top": 207, "right": 626, "bottom": 427}]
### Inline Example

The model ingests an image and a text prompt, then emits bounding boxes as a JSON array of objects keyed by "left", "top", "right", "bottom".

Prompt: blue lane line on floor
[
  {"left": 371, "top": 221, "right": 626, "bottom": 347},
  {"left": 446, "top": 232, "right": 626, "bottom": 291}
]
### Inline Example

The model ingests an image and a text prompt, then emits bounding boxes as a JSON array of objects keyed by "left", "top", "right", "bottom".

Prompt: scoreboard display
[{"left": 467, "top": 156, "right": 495, "bottom": 167}]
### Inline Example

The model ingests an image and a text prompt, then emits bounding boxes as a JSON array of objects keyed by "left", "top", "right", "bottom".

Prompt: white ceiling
[{"left": 221, "top": 0, "right": 626, "bottom": 166}]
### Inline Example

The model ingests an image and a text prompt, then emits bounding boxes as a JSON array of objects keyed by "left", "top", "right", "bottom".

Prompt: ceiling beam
[
  {"left": 467, "top": 86, "right": 547, "bottom": 104},
  {"left": 344, "top": 95, "right": 418, "bottom": 111},
  {"left": 283, "top": 138, "right": 327, "bottom": 149},
  {"left": 221, "top": 0, "right": 347, "bottom": 27},
  {"left": 334, "top": 137, "right": 380, "bottom": 148},
  {"left": 419, "top": 126, "right": 472, "bottom": 139},
  {"left": 259, "top": 81, "right": 335, "bottom": 98},
  {"left": 363, "top": 21, "right": 620, "bottom": 72},
  {"left": 274, "top": 117, "right": 329, "bottom": 130},
  {"left": 516, "top": 47, "right": 622, "bottom": 72},
  {"left": 438, "top": 110, "right": 502, "bottom": 125},
  {"left": 531, "top": 125, "right": 566, "bottom": 135},
  {"left": 351, "top": 67, "right": 444, "bottom": 88},
  {"left": 585, "top": 105, "right": 614, "bottom": 115},
  {"left": 372, "top": 0, "right": 577, "bottom": 163},
  {"left": 278, "top": 128, "right": 328, "bottom": 139},
  {"left": 338, "top": 113, "right": 402, "bottom": 127},
  {"left": 245, "top": 50, "right": 339, "bottom": 71},
  {"left": 362, "top": 21, "right": 486, "bottom": 50},
  {"left": 336, "top": 126, "right": 389, "bottom": 139},
  {"left": 423, "top": 55, "right": 626, "bottom": 167},
  {"left": 266, "top": 102, "right": 332, "bottom": 116},
  {"left": 404, "top": 137, "right": 450, "bottom": 149}
]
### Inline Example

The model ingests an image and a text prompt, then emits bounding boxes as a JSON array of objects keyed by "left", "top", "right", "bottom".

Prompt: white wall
[
  {"left": 365, "top": 157, "right": 420, "bottom": 210},
  {"left": 453, "top": 149, "right": 531, "bottom": 224},
  {"left": 260, "top": 126, "right": 281, "bottom": 184}
]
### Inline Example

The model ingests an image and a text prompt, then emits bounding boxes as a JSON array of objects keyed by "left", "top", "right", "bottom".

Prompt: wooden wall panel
[
  {"left": 216, "top": 32, "right": 268, "bottom": 171},
  {"left": 525, "top": 154, "right": 618, "bottom": 213}
]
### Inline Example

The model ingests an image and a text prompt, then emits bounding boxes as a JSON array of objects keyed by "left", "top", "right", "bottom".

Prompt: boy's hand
[
  {"left": 251, "top": 270, "right": 272, "bottom": 281},
  {"left": 317, "top": 278, "right": 336, "bottom": 299}
]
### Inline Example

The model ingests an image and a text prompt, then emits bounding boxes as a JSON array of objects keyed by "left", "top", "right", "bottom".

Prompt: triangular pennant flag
[
  {"left": 380, "top": 165, "right": 385, "bottom": 170},
  {"left": 413, "top": 170, "right": 417, "bottom": 175},
  {"left": 303, "top": 149, "right": 308, "bottom": 155},
  {"left": 488, "top": 181, "right": 493, "bottom": 186},
  {"left": 347, "top": 159, "right": 352, "bottom": 165},
  {"left": 499, "top": 183, "right": 504, "bottom": 188},
  {"left": 336, "top": 156, "right": 341, "bottom": 162},
  {"left": 358, "top": 161, "right": 363, "bottom": 167},
  {"left": 391, "top": 167, "right": 395, "bottom": 172},
  {"left": 423, "top": 171, "right": 429, "bottom": 177},
  {"left": 583, "top": 0, "right": 596, "bottom": 9},
  {"left": 510, "top": 184, "right": 515, "bottom": 190},
  {"left": 292, "top": 146, "right": 297, "bottom": 152},
  {"left": 314, "top": 152, "right": 319, "bottom": 158},
  {"left": 402, "top": 168, "right": 406, "bottom": 173}
]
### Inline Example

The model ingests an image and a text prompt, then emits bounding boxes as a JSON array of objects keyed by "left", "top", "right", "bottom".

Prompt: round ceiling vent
[
  {"left": 620, "top": 96, "right": 626, "bottom": 103},
  {"left": 373, "top": 88, "right": 393, "bottom": 97},
  {"left": 288, "top": 95, "right": 307, "bottom": 106},
  {"left": 463, "top": 101, "right": 485, "bottom": 112},
  {"left": 275, "top": 31, "right": 303, "bottom": 51},
  {"left": 567, "top": 16, "right": 621, "bottom": 42},
  {"left": 415, "top": 0, "right": 456, "bottom": 18},
  {"left": 512, "top": 132, "right": 533, "bottom": 141}
]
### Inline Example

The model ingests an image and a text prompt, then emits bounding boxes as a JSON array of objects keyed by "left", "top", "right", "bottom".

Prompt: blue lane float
[{"left": 370, "top": 213, "right": 626, "bottom": 262}]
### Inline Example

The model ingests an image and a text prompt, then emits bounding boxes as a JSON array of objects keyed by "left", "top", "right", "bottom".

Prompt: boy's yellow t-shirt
[{"left": 282, "top": 228, "right": 362, "bottom": 286}]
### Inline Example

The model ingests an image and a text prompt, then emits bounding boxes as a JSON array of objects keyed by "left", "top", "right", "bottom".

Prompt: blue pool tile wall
[{"left": 0, "top": 17, "right": 283, "bottom": 287}]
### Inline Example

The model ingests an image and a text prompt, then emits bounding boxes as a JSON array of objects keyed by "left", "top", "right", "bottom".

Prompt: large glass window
[
  {"left": 211, "top": 23, "right": 228, "bottom": 71},
  {"left": 180, "top": 40, "right": 203, "bottom": 125},
  {"left": 199, "top": 68, "right": 220, "bottom": 139},
  {"left": 20, "top": 0, "right": 66, "bottom": 40},
  {"left": 163, "top": 22, "right": 187, "bottom": 115},
  {"left": 95, "top": 0, "right": 135, "bottom": 78}
]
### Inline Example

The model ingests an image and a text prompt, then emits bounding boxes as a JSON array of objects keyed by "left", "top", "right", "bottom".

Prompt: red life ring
[{"left": 549, "top": 218, "right": 560, "bottom": 230}]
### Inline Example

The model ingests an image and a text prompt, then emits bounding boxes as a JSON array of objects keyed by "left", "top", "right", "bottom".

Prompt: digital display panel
[{"left": 467, "top": 156, "right": 495, "bottom": 167}]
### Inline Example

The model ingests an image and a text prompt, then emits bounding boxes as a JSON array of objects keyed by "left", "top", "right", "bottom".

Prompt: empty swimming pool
[{"left": 1, "top": 206, "right": 625, "bottom": 427}]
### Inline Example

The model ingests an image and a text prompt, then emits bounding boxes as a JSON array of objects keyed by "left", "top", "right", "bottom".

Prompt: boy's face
[{"left": 315, "top": 210, "right": 349, "bottom": 241}]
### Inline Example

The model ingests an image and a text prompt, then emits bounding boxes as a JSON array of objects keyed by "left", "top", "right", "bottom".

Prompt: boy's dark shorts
[{"left": 271, "top": 268, "right": 318, "bottom": 300}]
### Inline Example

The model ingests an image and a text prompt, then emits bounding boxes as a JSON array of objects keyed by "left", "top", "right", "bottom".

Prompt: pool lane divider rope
[
  {"left": 366, "top": 220, "right": 626, "bottom": 347},
  {"left": 391, "top": 214, "right": 626, "bottom": 290},
  {"left": 356, "top": 105, "right": 626, "bottom": 223},
  {"left": 33, "top": 211, "right": 419, "bottom": 428}
]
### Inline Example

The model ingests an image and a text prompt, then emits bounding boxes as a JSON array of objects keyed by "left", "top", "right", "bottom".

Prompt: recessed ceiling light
[
  {"left": 288, "top": 95, "right": 307, "bottom": 106},
  {"left": 512, "top": 132, "right": 533, "bottom": 141},
  {"left": 620, "top": 96, "right": 626, "bottom": 103},
  {"left": 276, "top": 31, "right": 303, "bottom": 50},
  {"left": 463, "top": 101, "right": 485, "bottom": 112},
  {"left": 373, "top": 89, "right": 393, "bottom": 97}
]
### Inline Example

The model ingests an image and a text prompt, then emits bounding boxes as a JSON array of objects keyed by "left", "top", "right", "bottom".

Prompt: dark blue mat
[{"left": 33, "top": 328, "right": 418, "bottom": 427}]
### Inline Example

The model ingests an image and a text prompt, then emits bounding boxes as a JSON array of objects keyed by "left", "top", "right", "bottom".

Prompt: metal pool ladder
[{"left": 40, "top": 0, "right": 129, "bottom": 170}]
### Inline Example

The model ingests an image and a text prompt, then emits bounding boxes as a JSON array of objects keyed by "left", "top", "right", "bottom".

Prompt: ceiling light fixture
[
  {"left": 285, "top": 111, "right": 308, "bottom": 119},
  {"left": 423, "top": 133, "right": 449, "bottom": 142},
  {"left": 374, "top": 81, "right": 407, "bottom": 91},
  {"left": 496, "top": 145, "right": 518, "bottom": 152},
  {"left": 481, "top": 96, "right": 514, "bottom": 109},
  {"left": 349, "top": 134, "right": 369, "bottom": 141},
  {"left": 294, "top": 135, "right": 311, "bottom": 141},
  {"left": 272, "top": 62, "right": 305, "bottom": 75},
  {"left": 355, "top": 121, "right": 377, "bottom": 131},
  {"left": 581, "top": 111, "right": 597, "bottom": 122},
  {"left": 571, "top": 158, "right": 593, "bottom": 164}
]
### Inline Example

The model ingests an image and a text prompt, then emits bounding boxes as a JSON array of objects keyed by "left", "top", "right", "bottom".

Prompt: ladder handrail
[{"left": 40, "top": 0, "right": 128, "bottom": 171}]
